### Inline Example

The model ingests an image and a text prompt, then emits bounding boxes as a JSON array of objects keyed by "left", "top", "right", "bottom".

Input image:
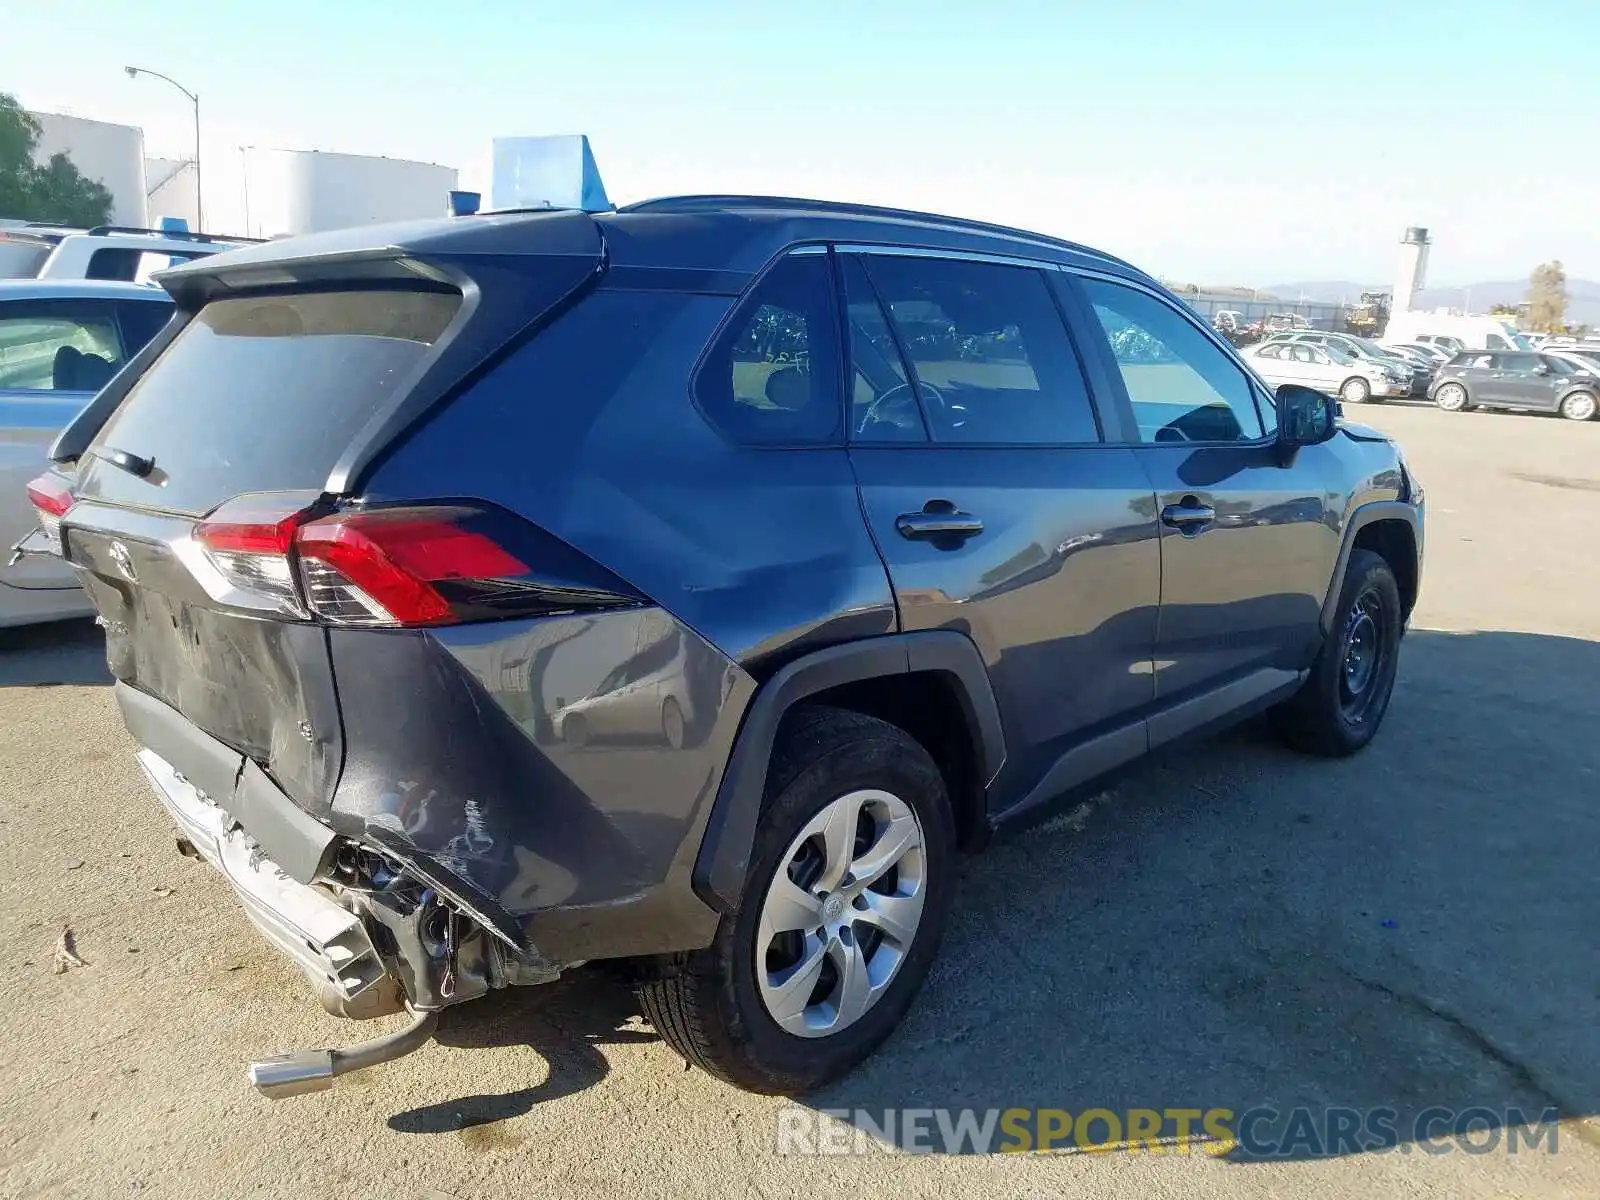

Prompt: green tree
[
  {"left": 0, "top": 93, "right": 114, "bottom": 226},
  {"left": 1525, "top": 261, "right": 1568, "bottom": 333}
]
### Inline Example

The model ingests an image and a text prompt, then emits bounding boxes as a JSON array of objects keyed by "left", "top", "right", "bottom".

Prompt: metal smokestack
[{"left": 1393, "top": 226, "right": 1430, "bottom": 314}]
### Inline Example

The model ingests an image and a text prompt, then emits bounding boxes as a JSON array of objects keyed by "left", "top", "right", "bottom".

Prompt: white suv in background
[{"left": 0, "top": 224, "right": 255, "bottom": 283}]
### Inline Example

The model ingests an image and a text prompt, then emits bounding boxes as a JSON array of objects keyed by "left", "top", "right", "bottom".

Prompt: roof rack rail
[
  {"left": 618, "top": 194, "right": 1135, "bottom": 270},
  {"left": 83, "top": 225, "right": 265, "bottom": 245}
]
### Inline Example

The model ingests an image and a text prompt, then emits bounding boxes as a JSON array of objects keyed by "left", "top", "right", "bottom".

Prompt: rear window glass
[
  {"left": 88, "top": 289, "right": 459, "bottom": 514},
  {"left": 694, "top": 254, "right": 842, "bottom": 446}
]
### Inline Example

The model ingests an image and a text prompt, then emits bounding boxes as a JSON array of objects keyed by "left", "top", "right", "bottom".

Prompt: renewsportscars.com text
[{"left": 775, "top": 1105, "right": 1564, "bottom": 1157}]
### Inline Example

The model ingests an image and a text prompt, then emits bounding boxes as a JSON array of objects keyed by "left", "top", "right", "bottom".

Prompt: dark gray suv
[
  {"left": 33, "top": 197, "right": 1424, "bottom": 1098},
  {"left": 1430, "top": 350, "right": 1599, "bottom": 420}
]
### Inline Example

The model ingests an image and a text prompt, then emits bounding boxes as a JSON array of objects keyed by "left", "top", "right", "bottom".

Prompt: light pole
[{"left": 124, "top": 66, "right": 201, "bottom": 231}]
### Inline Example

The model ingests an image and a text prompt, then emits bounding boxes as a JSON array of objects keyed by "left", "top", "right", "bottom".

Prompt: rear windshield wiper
[{"left": 89, "top": 445, "right": 156, "bottom": 479}]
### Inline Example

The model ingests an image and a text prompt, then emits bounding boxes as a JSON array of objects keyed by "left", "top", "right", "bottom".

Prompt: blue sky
[{"left": 6, "top": 0, "right": 1596, "bottom": 285}]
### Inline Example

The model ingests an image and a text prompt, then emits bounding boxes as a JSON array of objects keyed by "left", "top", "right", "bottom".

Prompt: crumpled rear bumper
[{"left": 136, "top": 747, "right": 401, "bottom": 1018}]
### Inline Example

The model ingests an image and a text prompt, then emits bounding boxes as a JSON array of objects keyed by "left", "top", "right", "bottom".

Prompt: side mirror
[{"left": 1276, "top": 384, "right": 1337, "bottom": 451}]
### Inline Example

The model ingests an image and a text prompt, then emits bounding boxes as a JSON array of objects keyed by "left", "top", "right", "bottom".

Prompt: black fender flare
[
  {"left": 1319, "top": 500, "right": 1422, "bottom": 635},
  {"left": 691, "top": 630, "right": 1005, "bottom": 914}
]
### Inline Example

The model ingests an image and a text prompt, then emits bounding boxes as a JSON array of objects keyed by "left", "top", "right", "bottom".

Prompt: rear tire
[
  {"left": 1560, "top": 390, "right": 1597, "bottom": 421},
  {"left": 1340, "top": 377, "right": 1371, "bottom": 404},
  {"left": 637, "top": 706, "right": 954, "bottom": 1094},
  {"left": 1275, "top": 548, "right": 1402, "bottom": 757},
  {"left": 1434, "top": 382, "right": 1470, "bottom": 412}
]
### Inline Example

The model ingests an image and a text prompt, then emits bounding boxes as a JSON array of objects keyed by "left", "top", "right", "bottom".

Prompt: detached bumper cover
[{"left": 136, "top": 747, "right": 390, "bottom": 1010}]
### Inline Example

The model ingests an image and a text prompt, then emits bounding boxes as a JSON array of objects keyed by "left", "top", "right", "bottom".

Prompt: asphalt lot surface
[{"left": 2, "top": 401, "right": 1598, "bottom": 1199}]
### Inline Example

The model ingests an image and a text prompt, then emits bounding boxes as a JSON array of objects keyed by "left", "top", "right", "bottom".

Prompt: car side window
[
  {"left": 859, "top": 255, "right": 1101, "bottom": 445},
  {"left": 695, "top": 253, "right": 843, "bottom": 445},
  {"left": 0, "top": 300, "right": 126, "bottom": 392},
  {"left": 1256, "top": 344, "right": 1283, "bottom": 360},
  {"left": 840, "top": 255, "right": 922, "bottom": 442},
  {"left": 1080, "top": 277, "right": 1265, "bottom": 443},
  {"left": 1291, "top": 345, "right": 1317, "bottom": 363}
]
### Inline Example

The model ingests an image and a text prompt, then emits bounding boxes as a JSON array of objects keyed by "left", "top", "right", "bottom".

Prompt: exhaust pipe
[{"left": 248, "top": 1006, "right": 439, "bottom": 1099}]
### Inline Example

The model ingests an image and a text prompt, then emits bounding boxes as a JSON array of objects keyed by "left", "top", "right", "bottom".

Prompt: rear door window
[
  {"left": 695, "top": 253, "right": 842, "bottom": 446},
  {"left": 87, "top": 288, "right": 460, "bottom": 514},
  {"left": 0, "top": 300, "right": 125, "bottom": 392},
  {"left": 858, "top": 255, "right": 1101, "bottom": 445}
]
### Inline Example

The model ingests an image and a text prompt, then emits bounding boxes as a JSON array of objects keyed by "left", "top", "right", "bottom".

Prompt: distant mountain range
[{"left": 1262, "top": 279, "right": 1600, "bottom": 326}]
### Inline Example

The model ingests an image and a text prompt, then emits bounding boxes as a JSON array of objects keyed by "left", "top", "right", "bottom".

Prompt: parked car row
[
  {"left": 17, "top": 196, "right": 1425, "bottom": 1101},
  {"left": 1245, "top": 330, "right": 1431, "bottom": 403}
]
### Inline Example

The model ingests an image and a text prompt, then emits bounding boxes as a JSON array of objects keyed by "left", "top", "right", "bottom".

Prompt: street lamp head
[{"left": 124, "top": 66, "right": 138, "bottom": 78}]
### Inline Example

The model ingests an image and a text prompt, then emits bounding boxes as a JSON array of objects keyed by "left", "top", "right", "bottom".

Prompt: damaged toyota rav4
[{"left": 33, "top": 197, "right": 1423, "bottom": 1098}]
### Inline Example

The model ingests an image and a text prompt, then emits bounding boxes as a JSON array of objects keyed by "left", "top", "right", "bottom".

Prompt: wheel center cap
[{"left": 822, "top": 894, "right": 845, "bottom": 923}]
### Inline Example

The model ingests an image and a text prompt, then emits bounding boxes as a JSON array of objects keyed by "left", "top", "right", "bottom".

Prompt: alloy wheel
[
  {"left": 1561, "top": 392, "right": 1597, "bottom": 421},
  {"left": 755, "top": 788, "right": 926, "bottom": 1038},
  {"left": 1436, "top": 384, "right": 1467, "bottom": 411}
]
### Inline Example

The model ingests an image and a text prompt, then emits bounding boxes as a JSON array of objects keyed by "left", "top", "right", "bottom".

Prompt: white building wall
[
  {"left": 244, "top": 149, "right": 457, "bottom": 238},
  {"left": 28, "top": 112, "right": 147, "bottom": 227}
]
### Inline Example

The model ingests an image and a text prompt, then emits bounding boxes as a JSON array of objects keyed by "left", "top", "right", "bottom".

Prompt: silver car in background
[
  {"left": 0, "top": 279, "right": 172, "bottom": 625},
  {"left": 1245, "top": 338, "right": 1399, "bottom": 403}
]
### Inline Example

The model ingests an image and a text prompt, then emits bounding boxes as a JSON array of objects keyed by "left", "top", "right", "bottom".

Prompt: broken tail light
[{"left": 193, "top": 493, "right": 639, "bottom": 627}]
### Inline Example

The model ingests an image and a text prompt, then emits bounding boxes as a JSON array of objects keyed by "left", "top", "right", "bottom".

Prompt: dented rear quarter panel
[{"left": 325, "top": 608, "right": 754, "bottom": 961}]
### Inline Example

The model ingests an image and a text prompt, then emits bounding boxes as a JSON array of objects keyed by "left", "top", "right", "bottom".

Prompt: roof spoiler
[{"left": 84, "top": 225, "right": 265, "bottom": 245}]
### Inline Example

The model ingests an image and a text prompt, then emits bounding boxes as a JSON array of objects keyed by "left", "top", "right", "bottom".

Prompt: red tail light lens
[
  {"left": 26, "top": 474, "right": 73, "bottom": 518},
  {"left": 189, "top": 493, "right": 637, "bottom": 627},
  {"left": 194, "top": 495, "right": 307, "bottom": 555},
  {"left": 193, "top": 492, "right": 319, "bottom": 615},
  {"left": 295, "top": 509, "right": 529, "bottom": 627},
  {"left": 26, "top": 473, "right": 74, "bottom": 554}
]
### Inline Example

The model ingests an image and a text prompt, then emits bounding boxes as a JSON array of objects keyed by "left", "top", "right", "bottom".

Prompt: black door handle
[
  {"left": 1160, "top": 500, "right": 1216, "bottom": 530},
  {"left": 896, "top": 500, "right": 984, "bottom": 541}
]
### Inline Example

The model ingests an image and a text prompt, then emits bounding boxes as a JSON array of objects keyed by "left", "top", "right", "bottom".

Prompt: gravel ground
[{"left": 1, "top": 402, "right": 1597, "bottom": 1199}]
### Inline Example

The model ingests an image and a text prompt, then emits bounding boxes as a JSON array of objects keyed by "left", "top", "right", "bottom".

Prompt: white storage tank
[
  {"left": 144, "top": 155, "right": 199, "bottom": 229},
  {"left": 244, "top": 149, "right": 458, "bottom": 237},
  {"left": 27, "top": 112, "right": 147, "bottom": 227}
]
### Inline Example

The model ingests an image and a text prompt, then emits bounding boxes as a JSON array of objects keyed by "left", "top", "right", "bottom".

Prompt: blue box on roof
[{"left": 490, "top": 135, "right": 611, "bottom": 213}]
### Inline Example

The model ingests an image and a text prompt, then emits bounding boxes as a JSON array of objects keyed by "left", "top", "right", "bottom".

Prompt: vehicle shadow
[
  {"left": 387, "top": 969, "right": 655, "bottom": 1134},
  {"left": 782, "top": 628, "right": 1600, "bottom": 1161},
  {"left": 0, "top": 618, "right": 110, "bottom": 686}
]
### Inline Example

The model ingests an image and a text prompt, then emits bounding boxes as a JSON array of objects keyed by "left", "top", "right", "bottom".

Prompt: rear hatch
[{"left": 55, "top": 212, "right": 605, "bottom": 813}]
